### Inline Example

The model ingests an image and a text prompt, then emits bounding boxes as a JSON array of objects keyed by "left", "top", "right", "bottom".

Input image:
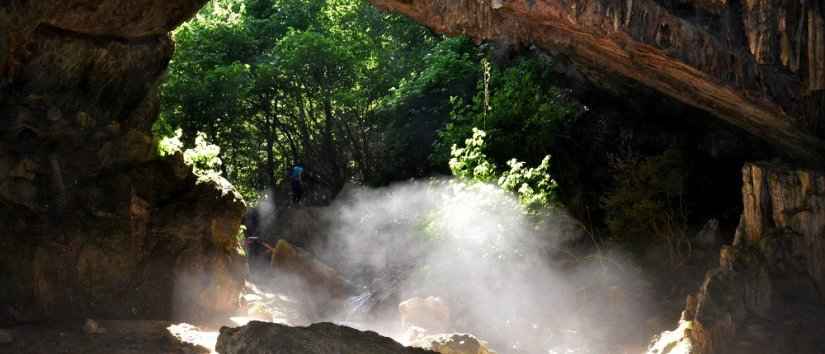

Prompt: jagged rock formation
[
  {"left": 216, "top": 321, "right": 438, "bottom": 354},
  {"left": 369, "top": 0, "right": 825, "bottom": 165},
  {"left": 648, "top": 162, "right": 825, "bottom": 354},
  {"left": 0, "top": 0, "right": 246, "bottom": 323}
]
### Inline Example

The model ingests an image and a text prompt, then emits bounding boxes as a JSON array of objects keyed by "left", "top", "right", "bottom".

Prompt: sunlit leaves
[{"left": 449, "top": 128, "right": 557, "bottom": 211}]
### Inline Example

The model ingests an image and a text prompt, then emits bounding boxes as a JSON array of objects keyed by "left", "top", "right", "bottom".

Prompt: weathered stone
[
  {"left": 369, "top": 0, "right": 825, "bottom": 165},
  {"left": 215, "top": 321, "right": 437, "bottom": 354},
  {"left": 399, "top": 296, "right": 451, "bottom": 334},
  {"left": 0, "top": 329, "right": 12, "bottom": 344},
  {"left": 410, "top": 333, "right": 496, "bottom": 354},
  {"left": 651, "top": 162, "right": 825, "bottom": 354},
  {"left": 738, "top": 162, "right": 825, "bottom": 297}
]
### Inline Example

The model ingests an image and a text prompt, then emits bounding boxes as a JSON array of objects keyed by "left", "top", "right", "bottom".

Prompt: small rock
[
  {"left": 83, "top": 319, "right": 107, "bottom": 335},
  {"left": 0, "top": 329, "right": 13, "bottom": 344}
]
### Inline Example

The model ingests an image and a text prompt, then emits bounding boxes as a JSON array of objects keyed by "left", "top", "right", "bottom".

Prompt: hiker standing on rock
[{"left": 290, "top": 163, "right": 305, "bottom": 204}]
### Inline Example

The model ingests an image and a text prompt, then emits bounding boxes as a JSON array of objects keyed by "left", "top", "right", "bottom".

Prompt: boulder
[
  {"left": 399, "top": 296, "right": 451, "bottom": 334},
  {"left": 410, "top": 333, "right": 496, "bottom": 354},
  {"left": 215, "top": 321, "right": 437, "bottom": 354}
]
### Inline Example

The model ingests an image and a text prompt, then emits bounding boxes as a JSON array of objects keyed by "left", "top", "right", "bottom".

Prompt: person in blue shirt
[{"left": 290, "top": 163, "right": 305, "bottom": 204}]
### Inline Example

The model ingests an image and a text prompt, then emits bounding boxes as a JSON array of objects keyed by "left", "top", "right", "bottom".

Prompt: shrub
[
  {"left": 156, "top": 129, "right": 241, "bottom": 201},
  {"left": 449, "top": 128, "right": 557, "bottom": 211}
]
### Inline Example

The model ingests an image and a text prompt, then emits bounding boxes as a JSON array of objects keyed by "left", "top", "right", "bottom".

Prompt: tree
[{"left": 158, "top": 0, "right": 448, "bottom": 202}]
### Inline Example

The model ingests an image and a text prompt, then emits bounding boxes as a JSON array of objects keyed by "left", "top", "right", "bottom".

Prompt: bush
[
  {"left": 449, "top": 128, "right": 557, "bottom": 211},
  {"left": 449, "top": 128, "right": 497, "bottom": 183},
  {"left": 156, "top": 129, "right": 241, "bottom": 200}
]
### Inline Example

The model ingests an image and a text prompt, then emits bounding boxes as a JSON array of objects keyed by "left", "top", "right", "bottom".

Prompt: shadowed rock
[
  {"left": 216, "top": 321, "right": 437, "bottom": 354},
  {"left": 0, "top": 0, "right": 246, "bottom": 324},
  {"left": 410, "top": 333, "right": 496, "bottom": 354},
  {"left": 647, "top": 162, "right": 825, "bottom": 354}
]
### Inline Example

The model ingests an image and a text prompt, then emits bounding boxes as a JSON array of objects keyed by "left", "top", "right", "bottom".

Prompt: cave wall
[
  {"left": 0, "top": 0, "right": 246, "bottom": 323},
  {"left": 369, "top": 0, "right": 825, "bottom": 166},
  {"left": 657, "top": 162, "right": 825, "bottom": 354}
]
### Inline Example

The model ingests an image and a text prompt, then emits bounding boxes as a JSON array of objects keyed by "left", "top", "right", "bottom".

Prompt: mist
[{"left": 250, "top": 179, "right": 652, "bottom": 354}]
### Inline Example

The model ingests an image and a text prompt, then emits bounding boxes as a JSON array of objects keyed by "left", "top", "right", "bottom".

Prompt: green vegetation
[
  {"left": 434, "top": 57, "right": 578, "bottom": 167},
  {"left": 159, "top": 0, "right": 714, "bottom": 254},
  {"left": 157, "top": 128, "right": 238, "bottom": 198},
  {"left": 449, "top": 128, "right": 557, "bottom": 211},
  {"left": 158, "top": 0, "right": 447, "bottom": 201}
]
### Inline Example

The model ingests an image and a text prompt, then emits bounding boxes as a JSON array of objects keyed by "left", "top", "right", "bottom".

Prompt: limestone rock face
[
  {"left": 0, "top": 0, "right": 246, "bottom": 324},
  {"left": 369, "top": 0, "right": 825, "bottom": 165},
  {"left": 215, "top": 321, "right": 437, "bottom": 354},
  {"left": 739, "top": 162, "right": 825, "bottom": 295},
  {"left": 648, "top": 162, "right": 825, "bottom": 354}
]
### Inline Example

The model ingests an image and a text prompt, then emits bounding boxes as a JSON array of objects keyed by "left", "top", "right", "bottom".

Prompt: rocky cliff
[
  {"left": 0, "top": 0, "right": 246, "bottom": 323},
  {"left": 369, "top": 0, "right": 825, "bottom": 165},
  {"left": 648, "top": 162, "right": 825, "bottom": 354}
]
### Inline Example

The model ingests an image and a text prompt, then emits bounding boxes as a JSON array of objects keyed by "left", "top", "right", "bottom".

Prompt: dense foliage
[
  {"left": 159, "top": 0, "right": 579, "bottom": 205},
  {"left": 159, "top": 0, "right": 739, "bottom": 254},
  {"left": 159, "top": 0, "right": 448, "bottom": 201}
]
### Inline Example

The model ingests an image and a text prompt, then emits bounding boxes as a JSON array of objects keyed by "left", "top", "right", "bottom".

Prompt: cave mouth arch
[
  {"left": 2, "top": 0, "right": 825, "bottom": 353},
  {"left": 0, "top": 0, "right": 769, "bottom": 326}
]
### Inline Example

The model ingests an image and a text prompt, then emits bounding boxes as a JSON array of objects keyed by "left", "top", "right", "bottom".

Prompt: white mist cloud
[{"left": 281, "top": 179, "right": 657, "bottom": 354}]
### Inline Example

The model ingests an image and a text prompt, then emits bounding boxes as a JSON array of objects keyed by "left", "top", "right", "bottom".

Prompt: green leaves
[
  {"left": 449, "top": 128, "right": 496, "bottom": 182},
  {"left": 275, "top": 30, "right": 356, "bottom": 92},
  {"left": 435, "top": 56, "right": 579, "bottom": 168},
  {"left": 159, "top": 0, "right": 447, "bottom": 201},
  {"left": 449, "top": 128, "right": 558, "bottom": 212},
  {"left": 498, "top": 155, "right": 557, "bottom": 210}
]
